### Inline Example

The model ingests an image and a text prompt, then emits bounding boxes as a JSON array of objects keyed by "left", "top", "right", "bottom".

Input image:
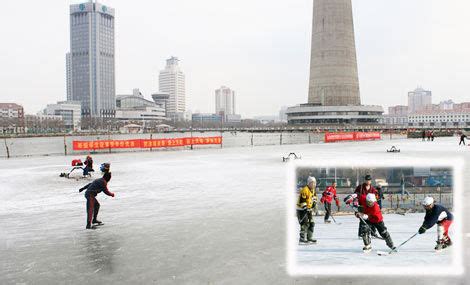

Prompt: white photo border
[{"left": 286, "top": 157, "right": 464, "bottom": 276}]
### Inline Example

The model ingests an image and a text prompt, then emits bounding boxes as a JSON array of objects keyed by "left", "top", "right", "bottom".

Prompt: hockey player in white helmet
[{"left": 418, "top": 196, "right": 454, "bottom": 251}]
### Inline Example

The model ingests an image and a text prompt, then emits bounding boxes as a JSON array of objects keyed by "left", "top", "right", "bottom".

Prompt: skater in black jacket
[{"left": 79, "top": 172, "right": 115, "bottom": 229}]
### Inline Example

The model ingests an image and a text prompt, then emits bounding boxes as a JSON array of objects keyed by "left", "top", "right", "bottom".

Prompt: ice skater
[
  {"left": 79, "top": 172, "right": 115, "bottom": 229},
  {"left": 320, "top": 181, "right": 340, "bottom": 223},
  {"left": 354, "top": 175, "right": 378, "bottom": 237},
  {"left": 422, "top": 130, "right": 426, "bottom": 141},
  {"left": 459, "top": 133, "right": 467, "bottom": 146},
  {"left": 418, "top": 197, "right": 453, "bottom": 251},
  {"left": 348, "top": 193, "right": 395, "bottom": 253},
  {"left": 296, "top": 176, "right": 318, "bottom": 244}
]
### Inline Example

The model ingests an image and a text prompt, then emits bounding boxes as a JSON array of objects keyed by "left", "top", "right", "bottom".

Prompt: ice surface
[
  {"left": 0, "top": 136, "right": 469, "bottom": 284},
  {"left": 293, "top": 213, "right": 453, "bottom": 269}
]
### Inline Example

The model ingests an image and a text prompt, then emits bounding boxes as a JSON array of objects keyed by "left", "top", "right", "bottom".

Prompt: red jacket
[
  {"left": 354, "top": 183, "right": 378, "bottom": 197},
  {"left": 358, "top": 194, "right": 383, "bottom": 224},
  {"left": 321, "top": 186, "right": 340, "bottom": 206}
]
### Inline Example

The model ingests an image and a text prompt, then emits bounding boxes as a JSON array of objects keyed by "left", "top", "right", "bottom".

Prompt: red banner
[
  {"left": 325, "top": 132, "right": 381, "bottom": 143},
  {"left": 73, "top": 136, "right": 222, "bottom": 150}
]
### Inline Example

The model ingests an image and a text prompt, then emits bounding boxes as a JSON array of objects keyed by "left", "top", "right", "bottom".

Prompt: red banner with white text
[
  {"left": 73, "top": 136, "right": 222, "bottom": 150},
  {"left": 324, "top": 132, "right": 381, "bottom": 143}
]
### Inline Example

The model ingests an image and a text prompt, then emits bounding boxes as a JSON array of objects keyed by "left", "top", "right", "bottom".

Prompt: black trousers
[
  {"left": 460, "top": 139, "right": 465, "bottom": 145},
  {"left": 85, "top": 193, "right": 100, "bottom": 226},
  {"left": 361, "top": 220, "right": 394, "bottom": 248},
  {"left": 324, "top": 203, "right": 332, "bottom": 221}
]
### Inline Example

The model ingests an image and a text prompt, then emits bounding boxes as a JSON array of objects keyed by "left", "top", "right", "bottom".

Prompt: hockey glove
[{"left": 418, "top": 226, "right": 426, "bottom": 234}]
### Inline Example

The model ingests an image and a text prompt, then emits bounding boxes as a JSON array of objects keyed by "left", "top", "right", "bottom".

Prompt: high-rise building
[
  {"left": 68, "top": 1, "right": 116, "bottom": 118},
  {"left": 66, "top": 52, "right": 73, "bottom": 101},
  {"left": 215, "top": 86, "right": 235, "bottom": 116},
  {"left": 408, "top": 87, "right": 432, "bottom": 113},
  {"left": 159, "top": 57, "right": 186, "bottom": 119},
  {"left": 286, "top": 0, "right": 383, "bottom": 125}
]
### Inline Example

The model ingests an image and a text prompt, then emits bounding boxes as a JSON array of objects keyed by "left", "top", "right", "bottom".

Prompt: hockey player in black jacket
[
  {"left": 79, "top": 172, "right": 115, "bottom": 229},
  {"left": 418, "top": 196, "right": 453, "bottom": 251}
]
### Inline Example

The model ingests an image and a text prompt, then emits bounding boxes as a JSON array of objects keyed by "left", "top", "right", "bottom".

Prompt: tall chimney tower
[{"left": 308, "top": 0, "right": 361, "bottom": 106}]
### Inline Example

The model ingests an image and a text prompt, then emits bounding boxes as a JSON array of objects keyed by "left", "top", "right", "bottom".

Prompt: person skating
[
  {"left": 83, "top": 155, "right": 94, "bottom": 177},
  {"left": 354, "top": 175, "right": 379, "bottom": 237},
  {"left": 422, "top": 130, "right": 426, "bottom": 141},
  {"left": 296, "top": 176, "right": 318, "bottom": 244},
  {"left": 459, "top": 133, "right": 467, "bottom": 146},
  {"left": 418, "top": 197, "right": 453, "bottom": 251},
  {"left": 320, "top": 181, "right": 340, "bottom": 223},
  {"left": 431, "top": 130, "right": 435, "bottom": 141},
  {"left": 79, "top": 172, "right": 115, "bottom": 229},
  {"left": 349, "top": 193, "right": 395, "bottom": 253},
  {"left": 100, "top": 162, "right": 111, "bottom": 173}
]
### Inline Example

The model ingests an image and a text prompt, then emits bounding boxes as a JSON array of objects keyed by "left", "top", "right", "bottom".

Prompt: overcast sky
[{"left": 0, "top": 0, "right": 469, "bottom": 117}]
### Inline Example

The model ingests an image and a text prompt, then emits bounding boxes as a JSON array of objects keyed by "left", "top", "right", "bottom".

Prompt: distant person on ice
[
  {"left": 354, "top": 175, "right": 378, "bottom": 237},
  {"left": 422, "top": 130, "right": 426, "bottom": 141},
  {"left": 83, "top": 155, "right": 94, "bottom": 176},
  {"left": 320, "top": 181, "right": 340, "bottom": 223},
  {"left": 418, "top": 197, "right": 453, "bottom": 251},
  {"left": 296, "top": 176, "right": 318, "bottom": 244},
  {"left": 376, "top": 184, "right": 385, "bottom": 209},
  {"left": 79, "top": 172, "right": 115, "bottom": 229},
  {"left": 346, "top": 193, "right": 395, "bottom": 252},
  {"left": 459, "top": 133, "right": 467, "bottom": 146}
]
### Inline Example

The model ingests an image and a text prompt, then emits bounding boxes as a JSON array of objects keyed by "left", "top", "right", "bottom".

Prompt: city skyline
[{"left": 0, "top": 0, "right": 469, "bottom": 117}]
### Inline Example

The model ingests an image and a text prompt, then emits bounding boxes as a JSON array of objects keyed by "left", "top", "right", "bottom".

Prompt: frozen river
[{"left": 0, "top": 137, "right": 469, "bottom": 284}]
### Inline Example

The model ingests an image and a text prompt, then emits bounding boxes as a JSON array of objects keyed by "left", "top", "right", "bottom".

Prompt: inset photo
[{"left": 287, "top": 161, "right": 464, "bottom": 276}]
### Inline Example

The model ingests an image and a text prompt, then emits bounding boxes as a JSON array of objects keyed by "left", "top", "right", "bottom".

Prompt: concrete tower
[{"left": 308, "top": 0, "right": 361, "bottom": 106}]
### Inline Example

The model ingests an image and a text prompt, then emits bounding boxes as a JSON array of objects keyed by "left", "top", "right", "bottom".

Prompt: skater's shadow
[{"left": 77, "top": 231, "right": 121, "bottom": 275}]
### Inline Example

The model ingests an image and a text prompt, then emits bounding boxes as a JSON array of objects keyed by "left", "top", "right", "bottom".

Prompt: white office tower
[
  {"left": 408, "top": 87, "right": 432, "bottom": 113},
  {"left": 215, "top": 86, "right": 235, "bottom": 116},
  {"left": 159, "top": 57, "right": 186, "bottom": 119}
]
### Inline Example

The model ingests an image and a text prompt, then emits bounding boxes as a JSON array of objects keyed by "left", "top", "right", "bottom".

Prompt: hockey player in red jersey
[
  {"left": 346, "top": 193, "right": 396, "bottom": 252},
  {"left": 354, "top": 175, "right": 378, "bottom": 237},
  {"left": 320, "top": 181, "right": 340, "bottom": 223}
]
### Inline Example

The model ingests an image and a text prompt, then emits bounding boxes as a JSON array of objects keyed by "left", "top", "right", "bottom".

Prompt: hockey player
[
  {"left": 79, "top": 172, "right": 115, "bottom": 229},
  {"left": 354, "top": 175, "right": 378, "bottom": 237},
  {"left": 348, "top": 193, "right": 395, "bottom": 252},
  {"left": 296, "top": 176, "right": 318, "bottom": 244},
  {"left": 418, "top": 197, "right": 453, "bottom": 251},
  {"left": 320, "top": 181, "right": 340, "bottom": 223}
]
